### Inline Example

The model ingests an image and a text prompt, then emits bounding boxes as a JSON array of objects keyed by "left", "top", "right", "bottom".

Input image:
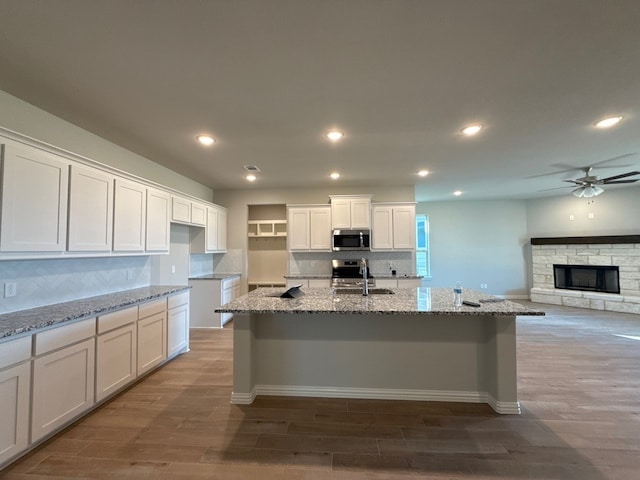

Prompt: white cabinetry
[
  {"left": 113, "top": 178, "right": 146, "bottom": 252},
  {"left": 31, "top": 318, "right": 96, "bottom": 442},
  {"left": 287, "top": 205, "right": 331, "bottom": 251},
  {"left": 0, "top": 143, "right": 69, "bottom": 252},
  {"left": 286, "top": 278, "right": 330, "bottom": 289},
  {"left": 167, "top": 291, "right": 190, "bottom": 357},
  {"left": 171, "top": 196, "right": 206, "bottom": 227},
  {"left": 189, "top": 275, "right": 239, "bottom": 328},
  {"left": 330, "top": 195, "right": 371, "bottom": 229},
  {"left": 96, "top": 307, "right": 137, "bottom": 402},
  {"left": 137, "top": 299, "right": 167, "bottom": 375},
  {"left": 372, "top": 203, "right": 416, "bottom": 251},
  {"left": 375, "top": 278, "right": 422, "bottom": 288},
  {"left": 145, "top": 187, "right": 171, "bottom": 252},
  {"left": 0, "top": 335, "right": 31, "bottom": 465},
  {"left": 68, "top": 165, "right": 114, "bottom": 252},
  {"left": 190, "top": 205, "right": 228, "bottom": 253}
]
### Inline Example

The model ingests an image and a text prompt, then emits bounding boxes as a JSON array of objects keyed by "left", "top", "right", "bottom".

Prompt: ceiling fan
[{"left": 564, "top": 167, "right": 640, "bottom": 198}]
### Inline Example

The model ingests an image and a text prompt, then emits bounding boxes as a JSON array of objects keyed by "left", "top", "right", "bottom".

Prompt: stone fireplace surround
[{"left": 530, "top": 235, "right": 640, "bottom": 314}]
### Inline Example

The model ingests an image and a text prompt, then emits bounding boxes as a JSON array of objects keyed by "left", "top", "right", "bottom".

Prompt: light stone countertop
[
  {"left": 216, "top": 287, "right": 544, "bottom": 316},
  {"left": 0, "top": 286, "right": 190, "bottom": 340},
  {"left": 189, "top": 273, "right": 241, "bottom": 280}
]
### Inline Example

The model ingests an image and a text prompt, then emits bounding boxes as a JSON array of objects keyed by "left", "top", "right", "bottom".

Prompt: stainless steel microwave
[{"left": 332, "top": 229, "right": 370, "bottom": 251}]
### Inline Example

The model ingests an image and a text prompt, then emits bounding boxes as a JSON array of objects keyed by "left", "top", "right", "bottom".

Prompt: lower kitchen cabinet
[
  {"left": 96, "top": 324, "right": 137, "bottom": 403},
  {"left": 286, "top": 278, "right": 331, "bottom": 289},
  {"left": 137, "top": 308, "right": 167, "bottom": 376},
  {"left": 167, "top": 291, "right": 190, "bottom": 357},
  {"left": 0, "top": 335, "right": 31, "bottom": 466},
  {"left": 376, "top": 278, "right": 422, "bottom": 288},
  {"left": 189, "top": 276, "right": 239, "bottom": 328},
  {"left": 31, "top": 336, "right": 96, "bottom": 442}
]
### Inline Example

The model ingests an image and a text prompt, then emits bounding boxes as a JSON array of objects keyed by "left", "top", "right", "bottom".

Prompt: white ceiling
[{"left": 1, "top": 0, "right": 640, "bottom": 201}]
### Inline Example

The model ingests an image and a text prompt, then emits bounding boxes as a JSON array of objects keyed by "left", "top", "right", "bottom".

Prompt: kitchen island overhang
[{"left": 217, "top": 288, "right": 544, "bottom": 414}]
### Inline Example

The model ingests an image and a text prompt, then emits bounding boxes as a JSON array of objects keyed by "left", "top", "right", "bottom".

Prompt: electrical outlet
[
  {"left": 127, "top": 269, "right": 133, "bottom": 280},
  {"left": 588, "top": 212, "right": 594, "bottom": 219},
  {"left": 480, "top": 283, "right": 488, "bottom": 289},
  {"left": 171, "top": 265, "right": 176, "bottom": 274},
  {"left": 569, "top": 215, "right": 575, "bottom": 221},
  {"left": 4, "top": 282, "right": 17, "bottom": 298}
]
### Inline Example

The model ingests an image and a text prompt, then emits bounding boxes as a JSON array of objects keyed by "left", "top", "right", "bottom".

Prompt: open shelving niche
[{"left": 247, "top": 206, "right": 287, "bottom": 292}]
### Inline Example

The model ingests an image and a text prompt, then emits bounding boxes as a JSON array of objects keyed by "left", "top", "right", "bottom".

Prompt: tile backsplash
[
  {"left": 288, "top": 251, "right": 415, "bottom": 276},
  {"left": 0, "top": 256, "right": 150, "bottom": 314}
]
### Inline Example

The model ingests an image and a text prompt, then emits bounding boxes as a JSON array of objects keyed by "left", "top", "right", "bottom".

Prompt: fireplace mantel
[{"left": 531, "top": 235, "right": 640, "bottom": 245}]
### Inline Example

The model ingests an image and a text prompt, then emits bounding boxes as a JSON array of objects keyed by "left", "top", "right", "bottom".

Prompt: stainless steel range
[{"left": 331, "top": 259, "right": 375, "bottom": 288}]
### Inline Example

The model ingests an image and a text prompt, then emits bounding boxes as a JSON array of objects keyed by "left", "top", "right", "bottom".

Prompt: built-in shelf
[
  {"left": 248, "top": 220, "right": 287, "bottom": 237},
  {"left": 248, "top": 282, "right": 286, "bottom": 292}
]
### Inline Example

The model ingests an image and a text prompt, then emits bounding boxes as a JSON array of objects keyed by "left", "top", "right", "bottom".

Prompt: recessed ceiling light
[
  {"left": 461, "top": 124, "right": 483, "bottom": 136},
  {"left": 246, "top": 174, "right": 257, "bottom": 182},
  {"left": 453, "top": 190, "right": 463, "bottom": 196},
  {"left": 418, "top": 170, "right": 429, "bottom": 177},
  {"left": 196, "top": 135, "right": 215, "bottom": 146},
  {"left": 330, "top": 172, "right": 341, "bottom": 180},
  {"left": 594, "top": 116, "right": 623, "bottom": 129},
  {"left": 326, "top": 130, "right": 344, "bottom": 141}
]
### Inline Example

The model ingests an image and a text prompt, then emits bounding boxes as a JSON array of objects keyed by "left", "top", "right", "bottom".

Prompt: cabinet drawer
[
  {"left": 138, "top": 298, "right": 167, "bottom": 319},
  {"left": 168, "top": 291, "right": 189, "bottom": 309},
  {"left": 34, "top": 318, "right": 96, "bottom": 356},
  {"left": 375, "top": 279, "right": 398, "bottom": 288},
  {"left": 0, "top": 335, "right": 32, "bottom": 370},
  {"left": 97, "top": 306, "right": 137, "bottom": 334}
]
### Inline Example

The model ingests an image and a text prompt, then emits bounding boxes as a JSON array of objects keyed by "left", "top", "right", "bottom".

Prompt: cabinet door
[
  {"left": 68, "top": 165, "right": 114, "bottom": 252},
  {"left": 0, "top": 362, "right": 30, "bottom": 465},
  {"left": 309, "top": 207, "right": 331, "bottom": 250},
  {"left": 168, "top": 303, "right": 189, "bottom": 357},
  {"left": 397, "top": 278, "right": 422, "bottom": 288},
  {"left": 137, "top": 312, "right": 167, "bottom": 375},
  {"left": 0, "top": 143, "right": 69, "bottom": 252},
  {"left": 330, "top": 199, "right": 351, "bottom": 229},
  {"left": 113, "top": 179, "right": 146, "bottom": 251},
  {"left": 96, "top": 323, "right": 137, "bottom": 402},
  {"left": 31, "top": 338, "right": 95, "bottom": 442},
  {"left": 191, "top": 202, "right": 206, "bottom": 227},
  {"left": 392, "top": 205, "right": 416, "bottom": 250},
  {"left": 216, "top": 208, "right": 227, "bottom": 252},
  {"left": 350, "top": 198, "right": 371, "bottom": 229},
  {"left": 171, "top": 196, "right": 191, "bottom": 223},
  {"left": 205, "top": 207, "right": 219, "bottom": 252},
  {"left": 146, "top": 187, "right": 171, "bottom": 252},
  {"left": 371, "top": 206, "right": 393, "bottom": 250},
  {"left": 287, "top": 208, "right": 310, "bottom": 250}
]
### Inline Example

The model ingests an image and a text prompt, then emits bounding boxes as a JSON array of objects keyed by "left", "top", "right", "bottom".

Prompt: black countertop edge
[{"left": 531, "top": 235, "right": 640, "bottom": 245}]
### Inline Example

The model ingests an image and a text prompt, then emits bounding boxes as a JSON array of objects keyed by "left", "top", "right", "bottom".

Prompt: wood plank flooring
[{"left": 2, "top": 302, "right": 639, "bottom": 479}]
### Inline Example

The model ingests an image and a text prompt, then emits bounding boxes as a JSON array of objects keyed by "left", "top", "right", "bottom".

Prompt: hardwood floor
[{"left": 2, "top": 302, "right": 639, "bottom": 479}]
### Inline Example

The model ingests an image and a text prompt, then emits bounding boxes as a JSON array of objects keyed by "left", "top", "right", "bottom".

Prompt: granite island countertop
[
  {"left": 283, "top": 274, "right": 423, "bottom": 279},
  {"left": 216, "top": 287, "right": 544, "bottom": 316},
  {"left": 0, "top": 285, "right": 190, "bottom": 340}
]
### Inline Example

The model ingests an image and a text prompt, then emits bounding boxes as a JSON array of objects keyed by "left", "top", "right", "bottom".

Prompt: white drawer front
[
  {"left": 35, "top": 318, "right": 96, "bottom": 356},
  {"left": 138, "top": 298, "right": 167, "bottom": 319},
  {"left": 0, "top": 335, "right": 32, "bottom": 370},
  {"left": 97, "top": 306, "right": 137, "bottom": 334},
  {"left": 168, "top": 291, "right": 189, "bottom": 309}
]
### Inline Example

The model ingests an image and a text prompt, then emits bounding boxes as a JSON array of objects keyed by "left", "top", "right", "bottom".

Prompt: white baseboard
[{"left": 232, "top": 385, "right": 520, "bottom": 414}]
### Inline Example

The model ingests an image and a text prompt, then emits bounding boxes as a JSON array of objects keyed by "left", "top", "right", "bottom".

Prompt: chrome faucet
[{"left": 359, "top": 258, "right": 369, "bottom": 296}]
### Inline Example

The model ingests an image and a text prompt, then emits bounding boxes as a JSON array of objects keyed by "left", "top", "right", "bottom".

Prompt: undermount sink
[{"left": 334, "top": 288, "right": 395, "bottom": 295}]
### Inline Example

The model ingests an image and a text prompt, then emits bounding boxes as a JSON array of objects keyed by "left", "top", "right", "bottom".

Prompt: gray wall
[
  {"left": 417, "top": 200, "right": 529, "bottom": 297},
  {"left": 0, "top": 90, "right": 213, "bottom": 201}
]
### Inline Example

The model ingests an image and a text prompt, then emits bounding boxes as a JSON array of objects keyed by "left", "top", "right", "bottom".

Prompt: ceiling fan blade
[
  {"left": 597, "top": 171, "right": 640, "bottom": 183},
  {"left": 600, "top": 179, "right": 639, "bottom": 184},
  {"left": 588, "top": 153, "right": 637, "bottom": 168},
  {"left": 562, "top": 179, "right": 585, "bottom": 185}
]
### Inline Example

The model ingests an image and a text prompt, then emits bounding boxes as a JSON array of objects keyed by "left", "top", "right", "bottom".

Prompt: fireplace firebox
[{"left": 553, "top": 264, "right": 620, "bottom": 294}]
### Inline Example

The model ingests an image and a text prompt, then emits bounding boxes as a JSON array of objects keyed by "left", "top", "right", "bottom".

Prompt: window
[{"left": 416, "top": 214, "right": 430, "bottom": 277}]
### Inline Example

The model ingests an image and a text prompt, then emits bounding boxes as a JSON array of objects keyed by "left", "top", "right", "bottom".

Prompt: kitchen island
[{"left": 217, "top": 287, "right": 544, "bottom": 414}]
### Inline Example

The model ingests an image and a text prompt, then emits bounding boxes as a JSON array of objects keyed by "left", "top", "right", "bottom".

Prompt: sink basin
[{"left": 334, "top": 288, "right": 395, "bottom": 295}]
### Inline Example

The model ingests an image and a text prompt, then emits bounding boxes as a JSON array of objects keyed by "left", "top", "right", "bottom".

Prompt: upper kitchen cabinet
[
  {"left": 371, "top": 203, "right": 416, "bottom": 251},
  {"left": 0, "top": 143, "right": 69, "bottom": 252},
  {"left": 68, "top": 165, "right": 114, "bottom": 252},
  {"left": 190, "top": 205, "right": 227, "bottom": 253},
  {"left": 287, "top": 205, "right": 331, "bottom": 251},
  {"left": 171, "top": 195, "right": 206, "bottom": 227},
  {"left": 330, "top": 195, "right": 372, "bottom": 230},
  {"left": 145, "top": 187, "right": 171, "bottom": 252},
  {"left": 113, "top": 178, "right": 147, "bottom": 252}
]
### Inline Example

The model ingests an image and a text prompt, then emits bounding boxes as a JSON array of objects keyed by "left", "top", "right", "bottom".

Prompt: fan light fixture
[{"left": 572, "top": 185, "right": 604, "bottom": 198}]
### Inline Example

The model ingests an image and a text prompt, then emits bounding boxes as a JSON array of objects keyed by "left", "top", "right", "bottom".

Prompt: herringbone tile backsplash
[{"left": 0, "top": 256, "right": 150, "bottom": 314}]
